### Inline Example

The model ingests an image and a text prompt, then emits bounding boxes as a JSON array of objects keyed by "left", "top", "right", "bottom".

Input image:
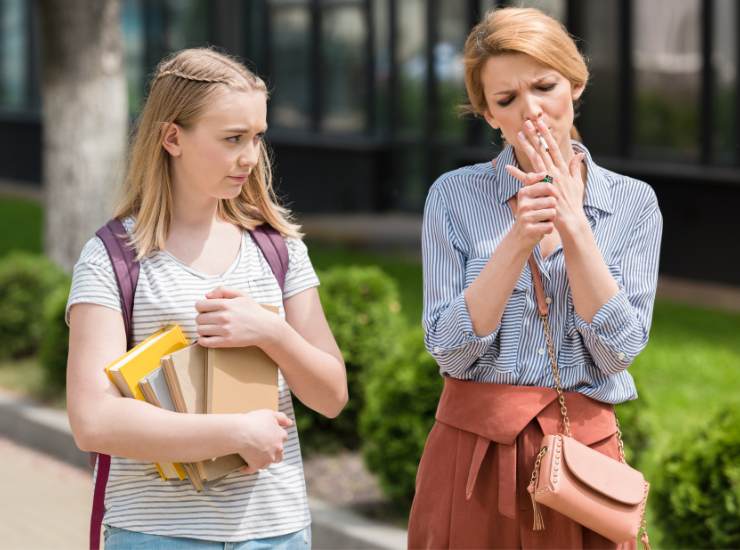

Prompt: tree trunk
[{"left": 39, "top": 0, "right": 127, "bottom": 272}]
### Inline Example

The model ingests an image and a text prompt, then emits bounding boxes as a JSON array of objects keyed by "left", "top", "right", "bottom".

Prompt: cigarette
[{"left": 537, "top": 133, "right": 549, "bottom": 151}]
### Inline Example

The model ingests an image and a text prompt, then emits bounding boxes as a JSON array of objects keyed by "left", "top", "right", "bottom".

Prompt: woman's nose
[{"left": 521, "top": 96, "right": 543, "bottom": 123}]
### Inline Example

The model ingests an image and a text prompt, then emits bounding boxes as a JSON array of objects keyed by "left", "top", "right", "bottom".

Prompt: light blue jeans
[{"left": 103, "top": 524, "right": 311, "bottom": 550}]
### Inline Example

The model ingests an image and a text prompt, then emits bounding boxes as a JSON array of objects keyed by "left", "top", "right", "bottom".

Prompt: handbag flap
[{"left": 561, "top": 436, "right": 645, "bottom": 505}]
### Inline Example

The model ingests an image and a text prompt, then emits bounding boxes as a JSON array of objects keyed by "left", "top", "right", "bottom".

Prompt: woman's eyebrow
[
  {"left": 493, "top": 74, "right": 558, "bottom": 95},
  {"left": 222, "top": 125, "right": 268, "bottom": 133}
]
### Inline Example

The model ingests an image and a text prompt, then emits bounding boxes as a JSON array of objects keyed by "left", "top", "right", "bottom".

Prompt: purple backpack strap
[
  {"left": 249, "top": 224, "right": 289, "bottom": 292},
  {"left": 88, "top": 218, "right": 139, "bottom": 550}
]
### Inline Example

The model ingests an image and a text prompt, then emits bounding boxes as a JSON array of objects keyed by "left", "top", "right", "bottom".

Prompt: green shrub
[
  {"left": 294, "top": 265, "right": 405, "bottom": 452},
  {"left": 39, "top": 282, "right": 72, "bottom": 394},
  {"left": 615, "top": 379, "right": 652, "bottom": 467},
  {"left": 360, "top": 326, "right": 443, "bottom": 508},
  {"left": 0, "top": 253, "right": 69, "bottom": 358},
  {"left": 652, "top": 406, "right": 740, "bottom": 548}
]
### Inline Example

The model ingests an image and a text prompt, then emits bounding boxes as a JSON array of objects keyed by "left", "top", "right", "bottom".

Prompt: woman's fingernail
[
  {"left": 524, "top": 120, "right": 534, "bottom": 131},
  {"left": 517, "top": 131, "right": 526, "bottom": 142}
]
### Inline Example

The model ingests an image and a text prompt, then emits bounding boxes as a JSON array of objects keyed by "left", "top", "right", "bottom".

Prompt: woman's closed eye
[{"left": 496, "top": 83, "right": 557, "bottom": 107}]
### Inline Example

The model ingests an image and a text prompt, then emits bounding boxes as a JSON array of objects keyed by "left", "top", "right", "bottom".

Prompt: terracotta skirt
[{"left": 407, "top": 378, "right": 637, "bottom": 550}]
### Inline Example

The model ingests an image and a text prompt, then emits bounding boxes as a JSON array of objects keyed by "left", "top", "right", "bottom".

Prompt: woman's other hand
[
  {"left": 237, "top": 409, "right": 292, "bottom": 474},
  {"left": 505, "top": 165, "right": 557, "bottom": 250},
  {"left": 195, "top": 287, "right": 282, "bottom": 348}
]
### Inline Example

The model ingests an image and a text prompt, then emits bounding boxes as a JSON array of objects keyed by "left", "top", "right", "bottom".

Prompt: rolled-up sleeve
[
  {"left": 422, "top": 186, "right": 499, "bottom": 377},
  {"left": 574, "top": 196, "right": 663, "bottom": 375}
]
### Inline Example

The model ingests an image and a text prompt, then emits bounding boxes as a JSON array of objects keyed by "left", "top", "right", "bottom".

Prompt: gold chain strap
[{"left": 539, "top": 313, "right": 627, "bottom": 463}]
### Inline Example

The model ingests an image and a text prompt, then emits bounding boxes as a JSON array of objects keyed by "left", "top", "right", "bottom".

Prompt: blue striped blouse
[{"left": 422, "top": 142, "right": 662, "bottom": 404}]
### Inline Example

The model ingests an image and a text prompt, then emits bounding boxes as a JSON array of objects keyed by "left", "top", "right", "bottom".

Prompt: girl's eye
[
  {"left": 497, "top": 96, "right": 514, "bottom": 107},
  {"left": 254, "top": 132, "right": 265, "bottom": 142},
  {"left": 537, "top": 83, "right": 556, "bottom": 92},
  {"left": 226, "top": 135, "right": 242, "bottom": 143}
]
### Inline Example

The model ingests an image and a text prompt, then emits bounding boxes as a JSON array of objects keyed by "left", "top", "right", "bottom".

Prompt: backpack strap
[
  {"left": 88, "top": 218, "right": 139, "bottom": 550},
  {"left": 249, "top": 224, "right": 289, "bottom": 292}
]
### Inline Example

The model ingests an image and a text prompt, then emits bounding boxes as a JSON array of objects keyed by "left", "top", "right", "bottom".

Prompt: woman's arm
[
  {"left": 67, "top": 303, "right": 290, "bottom": 468},
  {"left": 516, "top": 118, "right": 663, "bottom": 373},
  {"left": 563, "top": 203, "right": 662, "bottom": 374},
  {"left": 422, "top": 177, "right": 553, "bottom": 376},
  {"left": 196, "top": 287, "right": 347, "bottom": 419}
]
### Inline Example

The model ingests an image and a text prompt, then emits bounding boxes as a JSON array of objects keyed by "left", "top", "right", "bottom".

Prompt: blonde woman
[
  {"left": 66, "top": 48, "right": 347, "bottom": 549},
  {"left": 408, "top": 7, "right": 661, "bottom": 549}
]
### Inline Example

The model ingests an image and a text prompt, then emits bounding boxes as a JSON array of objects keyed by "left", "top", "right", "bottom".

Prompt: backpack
[{"left": 89, "top": 218, "right": 289, "bottom": 550}]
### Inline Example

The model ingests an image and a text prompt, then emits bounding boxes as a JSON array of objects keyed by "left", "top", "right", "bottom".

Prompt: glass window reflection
[
  {"left": 0, "top": 0, "right": 28, "bottom": 111},
  {"left": 270, "top": 3, "right": 311, "bottom": 129},
  {"left": 436, "top": 1, "right": 466, "bottom": 140},
  {"left": 398, "top": 0, "right": 425, "bottom": 137},
  {"left": 633, "top": 0, "right": 700, "bottom": 161},
  {"left": 321, "top": 3, "right": 366, "bottom": 133}
]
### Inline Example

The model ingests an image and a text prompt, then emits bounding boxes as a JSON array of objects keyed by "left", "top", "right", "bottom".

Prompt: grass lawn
[
  {"left": 0, "top": 194, "right": 43, "bottom": 256},
  {"left": 2, "top": 196, "right": 739, "bottom": 545}
]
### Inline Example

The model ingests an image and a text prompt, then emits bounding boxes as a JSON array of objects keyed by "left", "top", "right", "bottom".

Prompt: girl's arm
[
  {"left": 67, "top": 303, "right": 290, "bottom": 468},
  {"left": 196, "top": 287, "right": 347, "bottom": 419}
]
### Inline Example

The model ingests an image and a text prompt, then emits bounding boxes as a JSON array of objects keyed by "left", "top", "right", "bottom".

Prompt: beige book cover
[
  {"left": 206, "top": 346, "right": 279, "bottom": 414},
  {"left": 202, "top": 344, "right": 279, "bottom": 480},
  {"left": 161, "top": 343, "right": 206, "bottom": 415}
]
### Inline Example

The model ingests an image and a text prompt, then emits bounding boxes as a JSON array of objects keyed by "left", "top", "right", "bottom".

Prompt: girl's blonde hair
[
  {"left": 114, "top": 47, "right": 301, "bottom": 260},
  {"left": 462, "top": 7, "right": 588, "bottom": 141}
]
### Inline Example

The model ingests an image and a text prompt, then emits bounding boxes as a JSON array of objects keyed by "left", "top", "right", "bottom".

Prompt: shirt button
[
  {"left": 618, "top": 352, "right": 626, "bottom": 361},
  {"left": 545, "top": 296, "right": 552, "bottom": 305},
  {"left": 538, "top": 348, "right": 545, "bottom": 355}
]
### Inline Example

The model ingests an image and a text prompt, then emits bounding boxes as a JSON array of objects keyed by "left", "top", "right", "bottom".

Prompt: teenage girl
[{"left": 66, "top": 48, "right": 347, "bottom": 549}]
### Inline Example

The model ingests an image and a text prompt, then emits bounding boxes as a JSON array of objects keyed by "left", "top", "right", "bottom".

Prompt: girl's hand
[
  {"left": 515, "top": 117, "right": 588, "bottom": 236},
  {"left": 237, "top": 409, "right": 293, "bottom": 474},
  {"left": 195, "top": 287, "right": 281, "bottom": 348},
  {"left": 504, "top": 166, "right": 557, "bottom": 250}
]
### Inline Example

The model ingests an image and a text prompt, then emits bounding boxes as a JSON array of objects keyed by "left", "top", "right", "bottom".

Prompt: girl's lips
[{"left": 228, "top": 175, "right": 247, "bottom": 182}]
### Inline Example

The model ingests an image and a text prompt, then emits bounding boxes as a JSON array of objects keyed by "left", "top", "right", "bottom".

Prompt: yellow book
[{"left": 104, "top": 325, "right": 190, "bottom": 480}]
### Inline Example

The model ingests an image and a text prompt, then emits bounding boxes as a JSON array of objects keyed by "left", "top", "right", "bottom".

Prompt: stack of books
[{"left": 104, "top": 323, "right": 279, "bottom": 491}]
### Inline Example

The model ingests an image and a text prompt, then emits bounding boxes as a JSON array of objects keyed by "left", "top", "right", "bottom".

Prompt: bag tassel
[
  {"left": 528, "top": 447, "right": 548, "bottom": 531},
  {"left": 640, "top": 529, "right": 651, "bottom": 550},
  {"left": 529, "top": 490, "right": 545, "bottom": 531}
]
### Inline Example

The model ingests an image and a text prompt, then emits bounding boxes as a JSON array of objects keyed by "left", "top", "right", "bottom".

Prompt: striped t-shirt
[
  {"left": 422, "top": 142, "right": 662, "bottom": 404},
  {"left": 65, "top": 217, "right": 318, "bottom": 541}
]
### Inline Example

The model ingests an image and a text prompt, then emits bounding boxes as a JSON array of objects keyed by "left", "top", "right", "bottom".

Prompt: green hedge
[
  {"left": 652, "top": 406, "right": 740, "bottom": 548},
  {"left": 615, "top": 380, "right": 652, "bottom": 467},
  {"left": 295, "top": 265, "right": 405, "bottom": 452},
  {"left": 0, "top": 252, "right": 69, "bottom": 359},
  {"left": 39, "top": 282, "right": 72, "bottom": 394},
  {"left": 360, "top": 326, "right": 443, "bottom": 508}
]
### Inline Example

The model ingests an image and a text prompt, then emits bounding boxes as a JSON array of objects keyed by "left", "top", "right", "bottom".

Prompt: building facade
[{"left": 1, "top": 0, "right": 738, "bottom": 285}]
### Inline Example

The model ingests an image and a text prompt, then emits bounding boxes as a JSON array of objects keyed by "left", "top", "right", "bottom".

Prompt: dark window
[
  {"left": 713, "top": 0, "right": 737, "bottom": 164},
  {"left": 578, "top": 0, "right": 620, "bottom": 156}
]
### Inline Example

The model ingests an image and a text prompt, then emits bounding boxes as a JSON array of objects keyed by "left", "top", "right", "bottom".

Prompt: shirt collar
[{"left": 492, "top": 141, "right": 613, "bottom": 215}]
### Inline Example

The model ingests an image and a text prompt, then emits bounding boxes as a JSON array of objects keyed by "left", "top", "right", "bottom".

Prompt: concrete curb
[{"left": 0, "top": 389, "right": 407, "bottom": 550}]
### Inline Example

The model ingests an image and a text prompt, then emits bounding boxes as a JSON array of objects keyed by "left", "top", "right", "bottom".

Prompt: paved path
[{"left": 0, "top": 436, "right": 91, "bottom": 550}]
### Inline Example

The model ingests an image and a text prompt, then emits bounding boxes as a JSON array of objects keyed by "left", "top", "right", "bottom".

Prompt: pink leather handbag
[{"left": 522, "top": 252, "right": 651, "bottom": 548}]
